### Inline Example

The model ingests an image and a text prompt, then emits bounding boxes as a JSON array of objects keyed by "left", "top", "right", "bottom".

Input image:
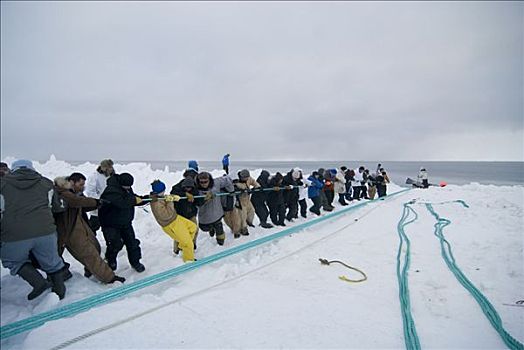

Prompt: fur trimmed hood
[{"left": 54, "top": 176, "right": 72, "bottom": 190}]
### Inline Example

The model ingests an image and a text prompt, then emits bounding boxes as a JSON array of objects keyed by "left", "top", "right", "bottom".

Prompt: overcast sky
[{"left": 1, "top": 1, "right": 522, "bottom": 161}]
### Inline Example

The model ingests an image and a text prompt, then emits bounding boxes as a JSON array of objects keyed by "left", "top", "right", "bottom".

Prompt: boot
[
  {"left": 49, "top": 269, "right": 66, "bottom": 300},
  {"left": 260, "top": 222, "right": 273, "bottom": 229},
  {"left": 109, "top": 275, "right": 126, "bottom": 283},
  {"left": 132, "top": 262, "right": 145, "bottom": 273},
  {"left": 84, "top": 268, "right": 93, "bottom": 278},
  {"left": 234, "top": 233, "right": 241, "bottom": 239},
  {"left": 17, "top": 263, "right": 52, "bottom": 300},
  {"left": 240, "top": 228, "right": 249, "bottom": 236},
  {"left": 247, "top": 222, "right": 255, "bottom": 228}
]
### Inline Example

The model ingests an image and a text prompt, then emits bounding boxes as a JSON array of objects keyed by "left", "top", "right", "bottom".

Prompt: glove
[
  {"left": 273, "top": 187, "right": 281, "bottom": 192},
  {"left": 164, "top": 194, "right": 181, "bottom": 202},
  {"left": 109, "top": 275, "right": 126, "bottom": 284},
  {"left": 205, "top": 192, "right": 215, "bottom": 201},
  {"left": 135, "top": 196, "right": 143, "bottom": 205},
  {"left": 285, "top": 185, "right": 293, "bottom": 190},
  {"left": 186, "top": 192, "right": 194, "bottom": 202}
]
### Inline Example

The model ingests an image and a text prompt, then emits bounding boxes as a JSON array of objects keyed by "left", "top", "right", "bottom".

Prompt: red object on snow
[{"left": 439, "top": 181, "right": 447, "bottom": 187}]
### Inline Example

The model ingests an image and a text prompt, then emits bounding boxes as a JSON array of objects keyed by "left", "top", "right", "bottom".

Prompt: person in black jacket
[
  {"left": 267, "top": 172, "right": 286, "bottom": 226},
  {"left": 98, "top": 173, "right": 148, "bottom": 273},
  {"left": 170, "top": 177, "right": 199, "bottom": 254},
  {"left": 283, "top": 169, "right": 300, "bottom": 222},
  {"left": 250, "top": 170, "right": 273, "bottom": 229}
]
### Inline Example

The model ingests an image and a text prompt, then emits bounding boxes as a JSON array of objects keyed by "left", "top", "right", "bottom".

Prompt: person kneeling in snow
[{"left": 150, "top": 180, "right": 198, "bottom": 262}]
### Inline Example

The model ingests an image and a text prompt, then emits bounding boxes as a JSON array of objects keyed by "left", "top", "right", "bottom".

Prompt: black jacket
[
  {"left": 99, "top": 175, "right": 142, "bottom": 228},
  {"left": 251, "top": 170, "right": 270, "bottom": 205},
  {"left": 282, "top": 171, "right": 299, "bottom": 203},
  {"left": 267, "top": 173, "right": 284, "bottom": 206},
  {"left": 170, "top": 180, "right": 199, "bottom": 219}
]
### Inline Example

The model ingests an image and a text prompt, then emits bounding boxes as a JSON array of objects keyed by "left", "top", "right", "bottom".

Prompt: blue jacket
[
  {"left": 307, "top": 176, "right": 324, "bottom": 198},
  {"left": 222, "top": 155, "right": 230, "bottom": 166}
]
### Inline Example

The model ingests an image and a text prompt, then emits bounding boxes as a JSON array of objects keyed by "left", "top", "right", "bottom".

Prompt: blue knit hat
[
  {"left": 11, "top": 159, "right": 35, "bottom": 172},
  {"left": 188, "top": 160, "right": 199, "bottom": 172},
  {"left": 151, "top": 180, "right": 166, "bottom": 194}
]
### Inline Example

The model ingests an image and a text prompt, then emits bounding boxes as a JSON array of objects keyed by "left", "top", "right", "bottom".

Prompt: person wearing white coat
[
  {"left": 85, "top": 159, "right": 115, "bottom": 233},
  {"left": 334, "top": 167, "right": 348, "bottom": 206},
  {"left": 297, "top": 169, "right": 310, "bottom": 218},
  {"left": 352, "top": 166, "right": 366, "bottom": 200}
]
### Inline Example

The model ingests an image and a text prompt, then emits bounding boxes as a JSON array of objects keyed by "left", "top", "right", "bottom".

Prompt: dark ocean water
[{"left": 70, "top": 160, "right": 523, "bottom": 187}]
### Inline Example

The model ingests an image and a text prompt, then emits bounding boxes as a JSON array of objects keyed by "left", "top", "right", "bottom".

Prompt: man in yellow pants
[{"left": 149, "top": 180, "right": 197, "bottom": 262}]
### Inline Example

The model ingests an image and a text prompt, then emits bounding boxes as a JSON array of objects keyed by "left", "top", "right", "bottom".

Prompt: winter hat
[
  {"left": 188, "top": 160, "right": 199, "bottom": 172},
  {"left": 329, "top": 169, "right": 337, "bottom": 176},
  {"left": 100, "top": 159, "right": 114, "bottom": 169},
  {"left": 11, "top": 159, "right": 35, "bottom": 172},
  {"left": 151, "top": 180, "right": 166, "bottom": 194},
  {"left": 0, "top": 162, "right": 8, "bottom": 170},
  {"left": 118, "top": 173, "right": 134, "bottom": 187},
  {"left": 181, "top": 177, "right": 195, "bottom": 189},
  {"left": 238, "top": 169, "right": 250, "bottom": 179}
]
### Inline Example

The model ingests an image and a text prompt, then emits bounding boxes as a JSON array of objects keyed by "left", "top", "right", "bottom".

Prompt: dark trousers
[
  {"left": 325, "top": 190, "right": 334, "bottom": 206},
  {"left": 199, "top": 220, "right": 225, "bottom": 244},
  {"left": 377, "top": 184, "right": 387, "bottom": 197},
  {"left": 344, "top": 183, "right": 353, "bottom": 201},
  {"left": 89, "top": 215, "right": 101, "bottom": 234},
  {"left": 268, "top": 202, "right": 285, "bottom": 225},
  {"left": 319, "top": 191, "right": 330, "bottom": 209},
  {"left": 252, "top": 197, "right": 270, "bottom": 224},
  {"left": 299, "top": 199, "right": 307, "bottom": 218},
  {"left": 353, "top": 186, "right": 367, "bottom": 200},
  {"left": 309, "top": 196, "right": 321, "bottom": 215},
  {"left": 223, "top": 165, "right": 229, "bottom": 174},
  {"left": 422, "top": 179, "right": 429, "bottom": 188},
  {"left": 102, "top": 225, "right": 142, "bottom": 267},
  {"left": 285, "top": 199, "right": 299, "bottom": 221}
]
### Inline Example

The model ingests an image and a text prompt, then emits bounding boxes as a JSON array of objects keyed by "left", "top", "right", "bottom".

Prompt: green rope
[
  {"left": 425, "top": 202, "right": 523, "bottom": 350},
  {"left": 396, "top": 202, "right": 421, "bottom": 350},
  {"left": 0, "top": 189, "right": 411, "bottom": 340}
]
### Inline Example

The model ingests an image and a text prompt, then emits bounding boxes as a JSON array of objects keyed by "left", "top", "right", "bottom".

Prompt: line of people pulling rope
[{"left": 0, "top": 159, "right": 390, "bottom": 302}]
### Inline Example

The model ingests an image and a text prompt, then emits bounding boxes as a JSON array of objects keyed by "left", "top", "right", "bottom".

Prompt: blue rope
[
  {"left": 396, "top": 202, "right": 421, "bottom": 350},
  {"left": 0, "top": 189, "right": 411, "bottom": 339},
  {"left": 425, "top": 202, "right": 523, "bottom": 350}
]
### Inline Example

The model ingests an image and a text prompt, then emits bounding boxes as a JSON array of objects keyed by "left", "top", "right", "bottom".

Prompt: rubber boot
[
  {"left": 49, "top": 269, "right": 66, "bottom": 300},
  {"left": 17, "top": 263, "right": 52, "bottom": 300}
]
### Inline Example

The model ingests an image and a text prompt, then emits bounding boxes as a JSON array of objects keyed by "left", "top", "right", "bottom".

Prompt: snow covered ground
[{"left": 1, "top": 157, "right": 523, "bottom": 349}]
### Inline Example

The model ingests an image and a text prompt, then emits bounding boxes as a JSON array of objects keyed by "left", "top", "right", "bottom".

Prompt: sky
[{"left": 1, "top": 1, "right": 523, "bottom": 162}]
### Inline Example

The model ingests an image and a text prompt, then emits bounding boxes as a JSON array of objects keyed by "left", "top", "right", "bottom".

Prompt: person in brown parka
[
  {"left": 233, "top": 169, "right": 260, "bottom": 236},
  {"left": 54, "top": 173, "right": 125, "bottom": 284}
]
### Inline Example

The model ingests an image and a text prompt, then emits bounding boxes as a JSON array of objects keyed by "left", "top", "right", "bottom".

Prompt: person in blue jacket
[
  {"left": 307, "top": 171, "right": 324, "bottom": 215},
  {"left": 222, "top": 154, "right": 230, "bottom": 174}
]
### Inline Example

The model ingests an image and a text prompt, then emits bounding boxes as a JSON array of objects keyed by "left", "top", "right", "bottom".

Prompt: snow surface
[{"left": 1, "top": 156, "right": 523, "bottom": 349}]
